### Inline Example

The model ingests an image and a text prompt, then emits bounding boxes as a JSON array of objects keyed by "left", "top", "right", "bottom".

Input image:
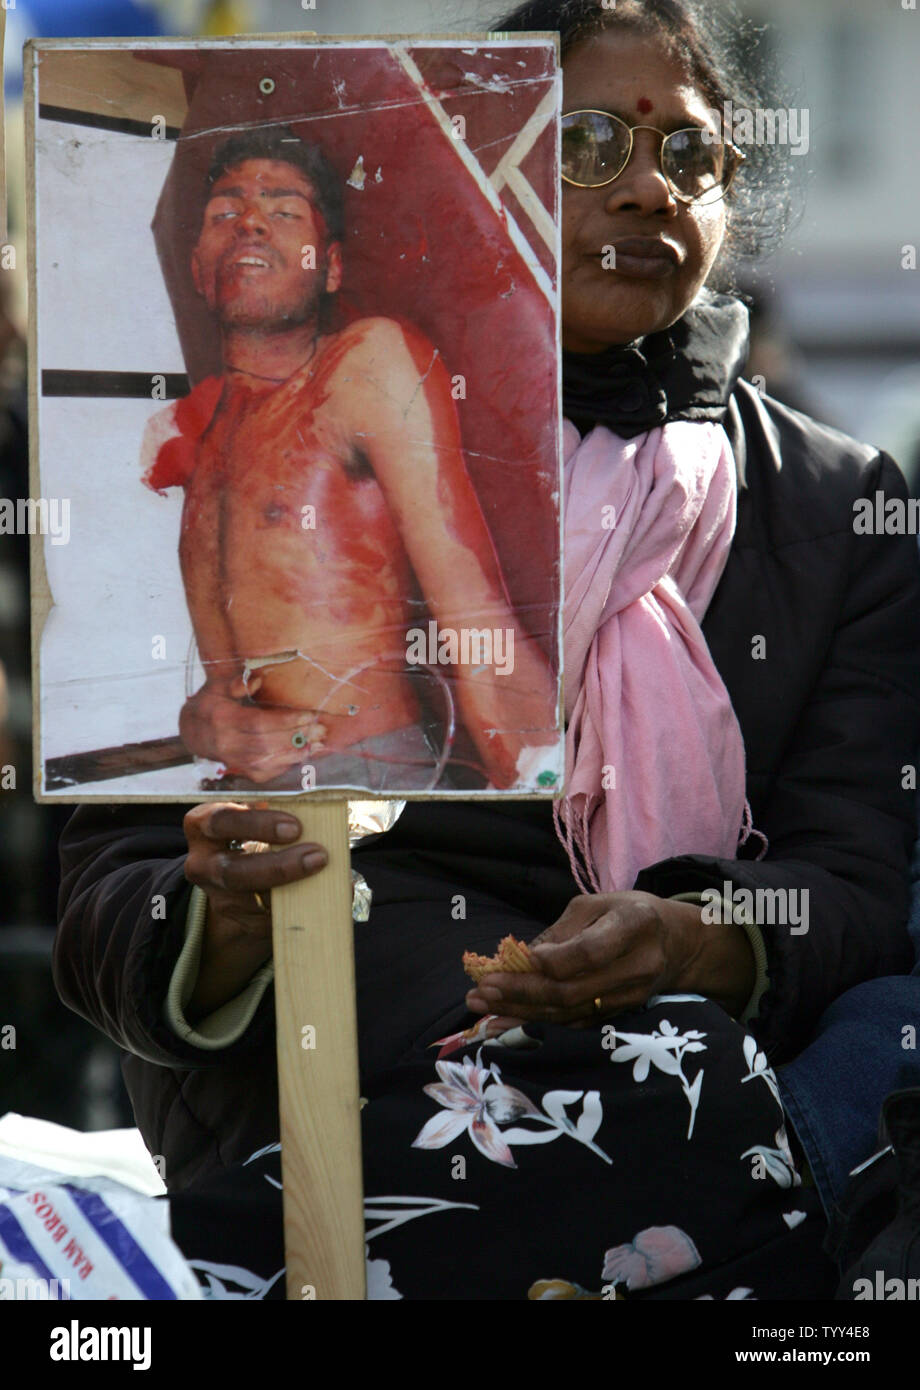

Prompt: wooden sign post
[{"left": 270, "top": 801, "right": 365, "bottom": 1300}]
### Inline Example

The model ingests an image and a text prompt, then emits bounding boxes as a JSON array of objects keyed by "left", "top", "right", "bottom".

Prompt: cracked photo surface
[{"left": 29, "top": 36, "right": 563, "bottom": 800}]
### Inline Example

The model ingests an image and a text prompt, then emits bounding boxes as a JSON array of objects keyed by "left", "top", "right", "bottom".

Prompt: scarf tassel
[{"left": 553, "top": 796, "right": 603, "bottom": 896}]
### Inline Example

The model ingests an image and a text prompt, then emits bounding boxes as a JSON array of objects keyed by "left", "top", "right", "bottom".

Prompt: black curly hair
[
  {"left": 205, "top": 125, "right": 344, "bottom": 245},
  {"left": 203, "top": 125, "right": 345, "bottom": 329},
  {"left": 491, "top": 0, "right": 802, "bottom": 286}
]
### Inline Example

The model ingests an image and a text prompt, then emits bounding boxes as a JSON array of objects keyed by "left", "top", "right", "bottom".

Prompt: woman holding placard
[{"left": 56, "top": 0, "right": 920, "bottom": 1299}]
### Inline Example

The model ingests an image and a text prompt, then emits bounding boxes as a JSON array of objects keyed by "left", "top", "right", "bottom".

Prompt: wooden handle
[{"left": 270, "top": 800, "right": 366, "bottom": 1300}]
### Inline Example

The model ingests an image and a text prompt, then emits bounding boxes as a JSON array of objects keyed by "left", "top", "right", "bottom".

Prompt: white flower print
[
  {"left": 242, "top": 1140, "right": 283, "bottom": 1191},
  {"left": 189, "top": 1258, "right": 285, "bottom": 1300},
  {"left": 606, "top": 1019, "right": 707, "bottom": 1139},
  {"left": 502, "top": 1088, "right": 612, "bottom": 1163},
  {"left": 647, "top": 993, "right": 708, "bottom": 1006},
  {"left": 364, "top": 1195, "right": 480, "bottom": 1242},
  {"left": 740, "top": 1126, "right": 803, "bottom": 1188},
  {"left": 740, "top": 1033, "right": 783, "bottom": 1113},
  {"left": 412, "top": 1048, "right": 612, "bottom": 1167},
  {"left": 363, "top": 1195, "right": 485, "bottom": 1299},
  {"left": 431, "top": 1014, "right": 541, "bottom": 1060},
  {"left": 365, "top": 1246, "right": 402, "bottom": 1300},
  {"left": 189, "top": 1183, "right": 478, "bottom": 1300},
  {"left": 242, "top": 1141, "right": 282, "bottom": 1165}
]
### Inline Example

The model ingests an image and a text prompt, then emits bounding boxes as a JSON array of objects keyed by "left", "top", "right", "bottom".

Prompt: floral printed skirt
[{"left": 167, "top": 996, "right": 838, "bottom": 1300}]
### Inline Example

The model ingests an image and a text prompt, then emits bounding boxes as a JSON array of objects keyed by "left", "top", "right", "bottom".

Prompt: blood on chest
[{"left": 180, "top": 393, "right": 409, "bottom": 605}]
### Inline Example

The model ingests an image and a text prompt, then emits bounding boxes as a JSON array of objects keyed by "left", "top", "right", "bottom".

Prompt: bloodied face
[
  {"left": 191, "top": 157, "right": 343, "bottom": 330},
  {"left": 561, "top": 29, "right": 728, "bottom": 351}
]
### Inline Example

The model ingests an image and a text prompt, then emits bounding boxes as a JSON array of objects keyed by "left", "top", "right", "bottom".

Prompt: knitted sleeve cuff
[
  {"left": 667, "top": 890, "right": 770, "bottom": 1026},
  {"left": 163, "top": 885, "right": 276, "bottom": 1050}
]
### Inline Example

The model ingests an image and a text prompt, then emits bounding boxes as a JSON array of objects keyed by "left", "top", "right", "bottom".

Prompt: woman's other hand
[{"left": 465, "top": 891, "right": 755, "bottom": 1027}]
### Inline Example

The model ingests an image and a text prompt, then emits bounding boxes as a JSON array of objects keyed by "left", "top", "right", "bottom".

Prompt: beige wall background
[{"left": 6, "top": 0, "right": 920, "bottom": 454}]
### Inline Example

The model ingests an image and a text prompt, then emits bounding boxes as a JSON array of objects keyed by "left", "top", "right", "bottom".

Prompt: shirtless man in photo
[{"left": 143, "top": 127, "right": 558, "bottom": 790}]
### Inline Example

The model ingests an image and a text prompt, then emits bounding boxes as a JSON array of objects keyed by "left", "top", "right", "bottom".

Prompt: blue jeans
[{"left": 778, "top": 791, "right": 920, "bottom": 1215}]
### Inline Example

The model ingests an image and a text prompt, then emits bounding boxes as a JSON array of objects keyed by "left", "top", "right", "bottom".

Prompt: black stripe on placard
[
  {"left": 38, "top": 104, "right": 182, "bottom": 140},
  {"left": 42, "top": 370, "right": 190, "bottom": 399}
]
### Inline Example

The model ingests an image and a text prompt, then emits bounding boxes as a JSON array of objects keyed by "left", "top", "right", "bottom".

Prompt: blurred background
[{"left": 1, "top": 0, "right": 918, "bottom": 1133}]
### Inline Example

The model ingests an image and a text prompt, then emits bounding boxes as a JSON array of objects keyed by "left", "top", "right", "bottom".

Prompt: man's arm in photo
[{"left": 341, "top": 316, "right": 558, "bottom": 788}]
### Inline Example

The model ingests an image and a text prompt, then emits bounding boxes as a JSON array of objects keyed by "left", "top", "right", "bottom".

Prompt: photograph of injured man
[{"left": 32, "top": 39, "right": 563, "bottom": 798}]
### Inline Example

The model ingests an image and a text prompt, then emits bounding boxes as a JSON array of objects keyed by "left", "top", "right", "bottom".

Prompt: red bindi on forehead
[{"left": 636, "top": 97, "right": 654, "bottom": 114}]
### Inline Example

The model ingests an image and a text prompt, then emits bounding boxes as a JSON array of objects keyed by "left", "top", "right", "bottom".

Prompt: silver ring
[{"left": 228, "top": 839, "right": 245, "bottom": 852}]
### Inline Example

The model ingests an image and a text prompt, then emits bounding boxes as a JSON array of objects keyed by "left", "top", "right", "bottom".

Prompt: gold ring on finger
[
  {"left": 253, "top": 891, "right": 269, "bottom": 912},
  {"left": 593, "top": 996, "right": 603, "bottom": 1013}
]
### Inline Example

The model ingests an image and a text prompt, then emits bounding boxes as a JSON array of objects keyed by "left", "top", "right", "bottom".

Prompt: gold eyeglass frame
[{"left": 561, "top": 109, "right": 746, "bottom": 205}]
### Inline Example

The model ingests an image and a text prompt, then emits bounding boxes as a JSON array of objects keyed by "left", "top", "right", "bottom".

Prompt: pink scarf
[{"left": 554, "top": 418, "right": 748, "bottom": 894}]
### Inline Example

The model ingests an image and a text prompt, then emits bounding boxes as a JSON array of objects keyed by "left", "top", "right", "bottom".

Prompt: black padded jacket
[{"left": 55, "top": 294, "right": 920, "bottom": 1192}]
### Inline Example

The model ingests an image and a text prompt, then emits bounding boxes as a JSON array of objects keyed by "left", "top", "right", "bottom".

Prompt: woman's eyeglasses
[{"left": 561, "top": 110, "right": 745, "bottom": 205}]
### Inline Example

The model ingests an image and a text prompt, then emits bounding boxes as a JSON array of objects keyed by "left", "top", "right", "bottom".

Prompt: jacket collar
[{"left": 561, "top": 288, "right": 750, "bottom": 442}]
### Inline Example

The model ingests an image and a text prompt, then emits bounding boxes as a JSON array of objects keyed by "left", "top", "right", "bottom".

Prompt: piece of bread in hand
[{"left": 463, "top": 934, "right": 538, "bottom": 984}]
